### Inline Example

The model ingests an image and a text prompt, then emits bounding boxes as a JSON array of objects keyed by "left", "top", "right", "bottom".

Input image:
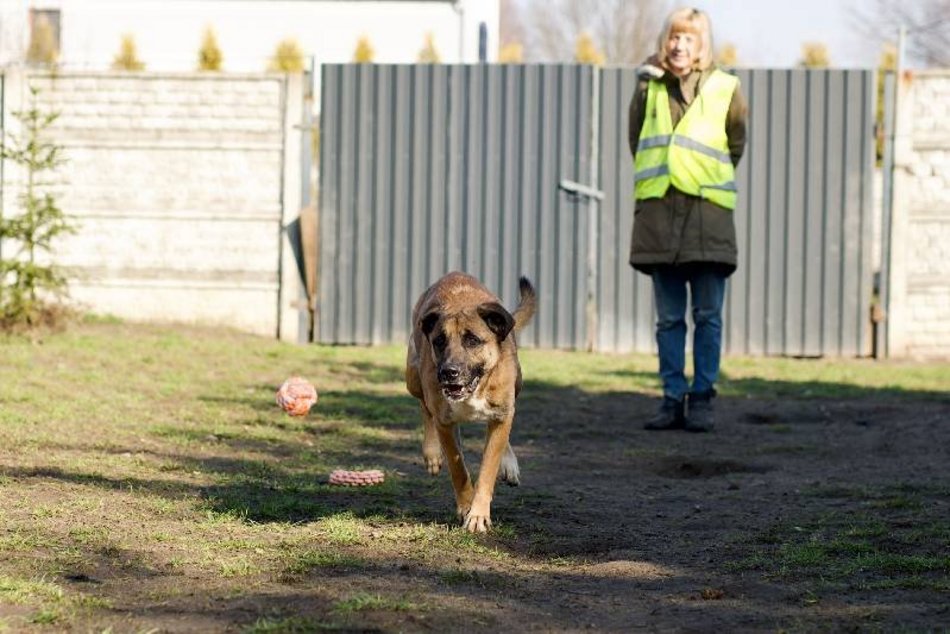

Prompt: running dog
[{"left": 406, "top": 272, "right": 537, "bottom": 532}]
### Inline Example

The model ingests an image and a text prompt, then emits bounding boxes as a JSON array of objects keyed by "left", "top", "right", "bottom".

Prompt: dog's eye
[
  {"left": 462, "top": 333, "right": 483, "bottom": 348},
  {"left": 432, "top": 334, "right": 447, "bottom": 349}
]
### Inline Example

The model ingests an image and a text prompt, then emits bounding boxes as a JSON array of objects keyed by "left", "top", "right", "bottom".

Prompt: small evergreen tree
[
  {"left": 26, "top": 14, "right": 58, "bottom": 67},
  {"left": 799, "top": 42, "right": 830, "bottom": 68},
  {"left": 417, "top": 32, "right": 441, "bottom": 63},
  {"left": 268, "top": 38, "right": 306, "bottom": 72},
  {"left": 353, "top": 36, "right": 375, "bottom": 63},
  {"left": 498, "top": 42, "right": 524, "bottom": 63},
  {"left": 198, "top": 26, "right": 223, "bottom": 71},
  {"left": 112, "top": 33, "right": 146, "bottom": 71},
  {"left": 0, "top": 87, "right": 73, "bottom": 332},
  {"left": 574, "top": 32, "right": 605, "bottom": 66},
  {"left": 716, "top": 43, "right": 738, "bottom": 67}
]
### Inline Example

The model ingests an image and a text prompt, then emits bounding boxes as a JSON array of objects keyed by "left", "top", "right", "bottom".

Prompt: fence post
[
  {"left": 882, "top": 56, "right": 913, "bottom": 358},
  {"left": 876, "top": 72, "right": 894, "bottom": 359},
  {"left": 585, "top": 66, "right": 601, "bottom": 352},
  {"left": 278, "top": 72, "right": 306, "bottom": 342}
]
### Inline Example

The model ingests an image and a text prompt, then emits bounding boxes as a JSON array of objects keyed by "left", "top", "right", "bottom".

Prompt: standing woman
[{"left": 628, "top": 7, "right": 747, "bottom": 432}]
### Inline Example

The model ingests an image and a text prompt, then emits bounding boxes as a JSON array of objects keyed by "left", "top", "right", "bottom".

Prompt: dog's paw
[
  {"left": 422, "top": 430, "right": 443, "bottom": 475},
  {"left": 455, "top": 489, "right": 475, "bottom": 522},
  {"left": 498, "top": 466, "right": 520, "bottom": 486},
  {"left": 423, "top": 453, "right": 442, "bottom": 475},
  {"left": 462, "top": 510, "right": 492, "bottom": 533},
  {"left": 498, "top": 445, "right": 520, "bottom": 486}
]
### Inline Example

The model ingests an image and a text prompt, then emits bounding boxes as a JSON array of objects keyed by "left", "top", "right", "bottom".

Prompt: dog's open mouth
[{"left": 441, "top": 374, "right": 481, "bottom": 401}]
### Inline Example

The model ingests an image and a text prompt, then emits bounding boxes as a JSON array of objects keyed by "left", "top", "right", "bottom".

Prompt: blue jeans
[{"left": 651, "top": 266, "right": 727, "bottom": 401}]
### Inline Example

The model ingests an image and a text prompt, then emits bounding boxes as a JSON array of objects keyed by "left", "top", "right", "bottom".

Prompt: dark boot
[
  {"left": 644, "top": 396, "right": 686, "bottom": 430},
  {"left": 686, "top": 389, "right": 717, "bottom": 432}
]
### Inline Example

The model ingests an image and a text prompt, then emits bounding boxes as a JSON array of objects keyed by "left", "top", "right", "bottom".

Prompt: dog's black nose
[{"left": 438, "top": 365, "right": 461, "bottom": 383}]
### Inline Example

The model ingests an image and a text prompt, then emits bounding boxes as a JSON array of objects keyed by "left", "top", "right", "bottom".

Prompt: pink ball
[{"left": 276, "top": 376, "right": 318, "bottom": 416}]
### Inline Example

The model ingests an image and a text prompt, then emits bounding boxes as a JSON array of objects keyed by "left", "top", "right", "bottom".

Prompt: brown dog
[{"left": 406, "top": 272, "right": 537, "bottom": 532}]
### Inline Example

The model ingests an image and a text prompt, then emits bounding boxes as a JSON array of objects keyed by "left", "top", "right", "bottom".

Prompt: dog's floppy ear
[
  {"left": 477, "top": 302, "right": 515, "bottom": 341},
  {"left": 420, "top": 311, "right": 441, "bottom": 336}
]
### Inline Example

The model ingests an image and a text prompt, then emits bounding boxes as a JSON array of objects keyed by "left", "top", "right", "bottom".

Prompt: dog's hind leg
[{"left": 498, "top": 442, "right": 520, "bottom": 486}]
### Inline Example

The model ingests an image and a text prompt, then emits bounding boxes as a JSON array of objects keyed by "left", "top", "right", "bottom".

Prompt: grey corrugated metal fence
[
  {"left": 729, "top": 69, "right": 874, "bottom": 357},
  {"left": 318, "top": 64, "right": 594, "bottom": 349},
  {"left": 318, "top": 64, "right": 876, "bottom": 357}
]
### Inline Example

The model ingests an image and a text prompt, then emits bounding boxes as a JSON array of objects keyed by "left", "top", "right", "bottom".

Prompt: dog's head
[{"left": 420, "top": 302, "right": 515, "bottom": 401}]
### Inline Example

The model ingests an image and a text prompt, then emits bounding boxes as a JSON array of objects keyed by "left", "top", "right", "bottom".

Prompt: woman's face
[{"left": 665, "top": 29, "right": 698, "bottom": 76}]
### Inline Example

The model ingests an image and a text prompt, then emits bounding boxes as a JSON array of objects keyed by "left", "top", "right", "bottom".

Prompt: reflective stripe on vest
[{"left": 634, "top": 69, "right": 739, "bottom": 209}]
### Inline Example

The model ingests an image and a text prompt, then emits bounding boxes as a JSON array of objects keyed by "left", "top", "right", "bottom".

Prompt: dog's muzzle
[{"left": 438, "top": 364, "right": 482, "bottom": 401}]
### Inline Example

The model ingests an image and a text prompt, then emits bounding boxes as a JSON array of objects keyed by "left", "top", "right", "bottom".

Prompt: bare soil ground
[{"left": 1, "top": 323, "right": 948, "bottom": 632}]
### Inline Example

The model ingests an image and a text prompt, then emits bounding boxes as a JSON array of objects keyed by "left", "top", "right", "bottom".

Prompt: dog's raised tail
[{"left": 512, "top": 276, "right": 537, "bottom": 333}]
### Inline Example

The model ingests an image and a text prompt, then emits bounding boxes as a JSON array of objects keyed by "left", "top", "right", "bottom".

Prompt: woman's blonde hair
[{"left": 655, "top": 7, "right": 714, "bottom": 72}]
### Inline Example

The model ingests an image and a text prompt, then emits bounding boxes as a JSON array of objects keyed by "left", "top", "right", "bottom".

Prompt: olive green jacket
[{"left": 627, "top": 63, "right": 748, "bottom": 276}]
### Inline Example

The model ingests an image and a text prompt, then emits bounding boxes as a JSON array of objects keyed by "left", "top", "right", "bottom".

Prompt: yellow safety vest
[{"left": 634, "top": 69, "right": 739, "bottom": 209}]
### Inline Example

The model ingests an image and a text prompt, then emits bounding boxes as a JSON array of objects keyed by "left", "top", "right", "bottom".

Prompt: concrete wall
[
  {"left": 888, "top": 70, "right": 950, "bottom": 359},
  {"left": 1, "top": 69, "right": 304, "bottom": 338}
]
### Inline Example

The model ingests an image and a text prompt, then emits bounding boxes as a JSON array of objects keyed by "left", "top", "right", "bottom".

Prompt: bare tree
[
  {"left": 596, "top": 0, "right": 669, "bottom": 65},
  {"left": 499, "top": 0, "right": 527, "bottom": 50},
  {"left": 849, "top": 0, "right": 950, "bottom": 66},
  {"left": 517, "top": 0, "right": 670, "bottom": 64}
]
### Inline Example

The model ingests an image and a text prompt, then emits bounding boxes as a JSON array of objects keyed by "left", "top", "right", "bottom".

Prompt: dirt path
[
  {"left": 480, "top": 388, "right": 950, "bottom": 631},
  {"left": 214, "top": 386, "right": 947, "bottom": 632}
]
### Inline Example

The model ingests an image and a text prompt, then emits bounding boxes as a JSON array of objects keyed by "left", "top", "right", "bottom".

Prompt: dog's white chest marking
[{"left": 447, "top": 394, "right": 501, "bottom": 423}]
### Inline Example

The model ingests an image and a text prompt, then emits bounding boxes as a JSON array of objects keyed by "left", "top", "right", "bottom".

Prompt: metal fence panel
[
  {"left": 764, "top": 70, "right": 790, "bottom": 356},
  {"left": 319, "top": 65, "right": 875, "bottom": 357},
  {"left": 318, "top": 63, "right": 593, "bottom": 348},
  {"left": 596, "top": 67, "right": 875, "bottom": 357},
  {"left": 596, "top": 69, "right": 654, "bottom": 353}
]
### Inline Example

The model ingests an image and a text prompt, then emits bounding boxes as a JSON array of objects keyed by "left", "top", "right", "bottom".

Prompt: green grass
[
  {"left": 0, "top": 576, "right": 64, "bottom": 604},
  {"left": 716, "top": 356, "right": 950, "bottom": 399},
  {"left": 0, "top": 574, "right": 111, "bottom": 627},
  {"left": 519, "top": 347, "right": 950, "bottom": 399},
  {"left": 246, "top": 615, "right": 338, "bottom": 633},
  {"left": 285, "top": 550, "right": 365, "bottom": 575},
  {"left": 0, "top": 318, "right": 948, "bottom": 631},
  {"left": 316, "top": 512, "right": 364, "bottom": 545},
  {"left": 332, "top": 592, "right": 418, "bottom": 613},
  {"left": 731, "top": 485, "right": 950, "bottom": 593}
]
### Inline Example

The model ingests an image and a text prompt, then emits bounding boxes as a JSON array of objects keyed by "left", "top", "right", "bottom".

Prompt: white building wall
[{"left": 0, "top": 0, "right": 499, "bottom": 71}]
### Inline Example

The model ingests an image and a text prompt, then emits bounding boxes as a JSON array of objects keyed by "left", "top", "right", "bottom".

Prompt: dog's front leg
[
  {"left": 436, "top": 422, "right": 475, "bottom": 520},
  {"left": 463, "top": 415, "right": 513, "bottom": 533},
  {"left": 420, "top": 404, "right": 442, "bottom": 475}
]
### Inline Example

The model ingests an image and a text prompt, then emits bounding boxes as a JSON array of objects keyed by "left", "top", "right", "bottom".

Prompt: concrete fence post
[{"left": 278, "top": 72, "right": 305, "bottom": 342}]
